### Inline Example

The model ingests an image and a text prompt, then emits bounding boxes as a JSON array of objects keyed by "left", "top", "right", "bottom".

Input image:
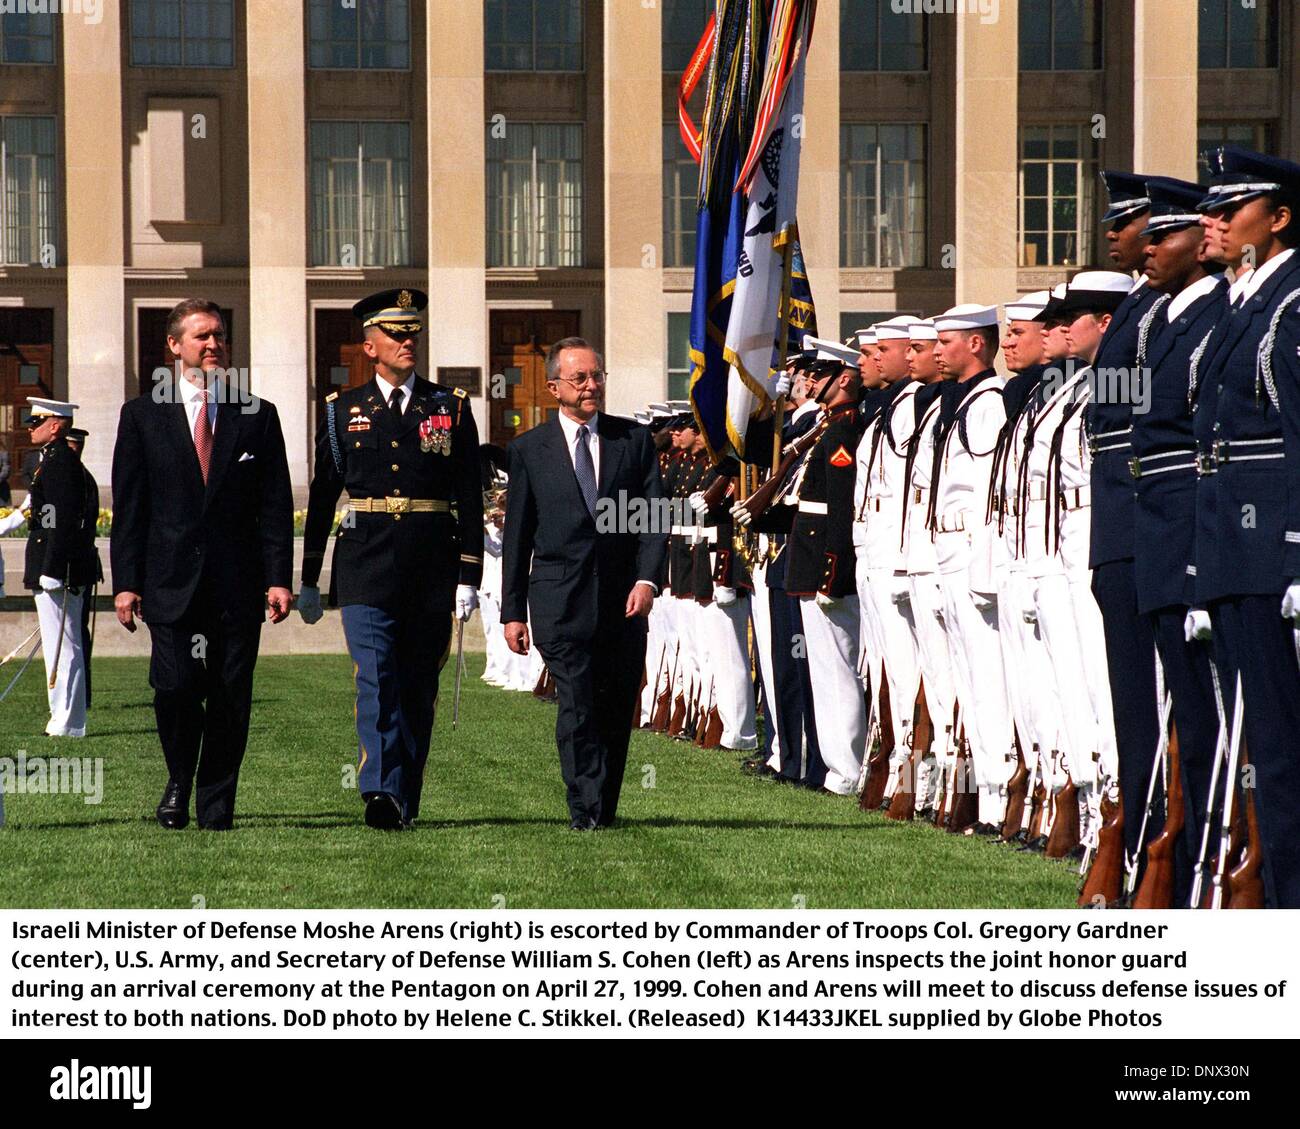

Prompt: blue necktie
[{"left": 575, "top": 424, "right": 597, "bottom": 516}]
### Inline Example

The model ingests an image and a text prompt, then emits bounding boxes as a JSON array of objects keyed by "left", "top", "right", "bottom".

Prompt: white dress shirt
[
  {"left": 557, "top": 408, "right": 601, "bottom": 483},
  {"left": 180, "top": 376, "right": 219, "bottom": 437},
  {"left": 375, "top": 372, "right": 416, "bottom": 414}
]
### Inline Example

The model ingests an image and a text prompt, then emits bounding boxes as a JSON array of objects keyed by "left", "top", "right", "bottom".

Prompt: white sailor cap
[
  {"left": 23, "top": 397, "right": 78, "bottom": 425},
  {"left": 802, "top": 334, "right": 861, "bottom": 367},
  {"left": 873, "top": 315, "right": 924, "bottom": 341},
  {"left": 1003, "top": 291, "right": 1052, "bottom": 323},
  {"left": 908, "top": 318, "right": 938, "bottom": 341},
  {"left": 933, "top": 304, "right": 1000, "bottom": 333}
]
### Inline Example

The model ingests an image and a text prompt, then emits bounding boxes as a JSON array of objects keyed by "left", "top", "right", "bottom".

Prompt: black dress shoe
[
  {"left": 364, "top": 793, "right": 403, "bottom": 831},
  {"left": 156, "top": 781, "right": 190, "bottom": 830},
  {"left": 569, "top": 816, "right": 598, "bottom": 831}
]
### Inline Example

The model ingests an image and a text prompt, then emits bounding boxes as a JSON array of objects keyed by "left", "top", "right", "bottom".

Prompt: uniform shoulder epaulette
[{"left": 326, "top": 391, "right": 339, "bottom": 403}]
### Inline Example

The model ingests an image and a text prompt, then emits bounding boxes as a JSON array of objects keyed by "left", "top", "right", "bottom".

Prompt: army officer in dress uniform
[{"left": 299, "top": 288, "right": 484, "bottom": 831}]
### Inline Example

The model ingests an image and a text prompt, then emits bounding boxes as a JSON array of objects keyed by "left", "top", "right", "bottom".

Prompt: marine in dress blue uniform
[
  {"left": 1193, "top": 148, "right": 1300, "bottom": 907},
  {"left": 1087, "top": 171, "right": 1168, "bottom": 867},
  {"left": 299, "top": 289, "right": 484, "bottom": 830},
  {"left": 1128, "top": 176, "right": 1231, "bottom": 906}
]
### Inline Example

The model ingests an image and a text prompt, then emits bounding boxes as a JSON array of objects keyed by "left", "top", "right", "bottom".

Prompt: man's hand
[
  {"left": 39, "top": 574, "right": 62, "bottom": 592},
  {"left": 267, "top": 587, "right": 292, "bottom": 624},
  {"left": 298, "top": 585, "right": 324, "bottom": 625},
  {"left": 625, "top": 582, "right": 655, "bottom": 618},
  {"left": 1184, "top": 607, "right": 1212, "bottom": 641},
  {"left": 115, "top": 591, "right": 142, "bottom": 633},
  {"left": 455, "top": 584, "right": 479, "bottom": 622},
  {"left": 504, "top": 620, "right": 529, "bottom": 655},
  {"left": 1281, "top": 581, "right": 1300, "bottom": 622}
]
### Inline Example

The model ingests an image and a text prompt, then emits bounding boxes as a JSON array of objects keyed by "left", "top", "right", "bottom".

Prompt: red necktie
[{"left": 193, "top": 392, "right": 213, "bottom": 483}]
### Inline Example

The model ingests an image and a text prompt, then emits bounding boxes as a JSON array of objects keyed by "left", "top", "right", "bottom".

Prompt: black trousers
[
  {"left": 1209, "top": 596, "right": 1300, "bottom": 908},
  {"left": 1150, "top": 607, "right": 1229, "bottom": 907},
  {"left": 1092, "top": 560, "right": 1161, "bottom": 860},
  {"left": 537, "top": 618, "right": 647, "bottom": 826},
  {"left": 148, "top": 585, "right": 262, "bottom": 829}
]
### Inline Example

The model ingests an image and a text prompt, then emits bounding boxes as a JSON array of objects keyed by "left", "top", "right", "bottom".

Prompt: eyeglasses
[{"left": 553, "top": 371, "right": 607, "bottom": 388}]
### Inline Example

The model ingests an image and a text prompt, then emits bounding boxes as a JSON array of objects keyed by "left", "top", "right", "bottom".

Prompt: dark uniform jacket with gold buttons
[
  {"left": 302, "top": 376, "right": 484, "bottom": 611},
  {"left": 785, "top": 404, "right": 862, "bottom": 598},
  {"left": 24, "top": 437, "right": 98, "bottom": 591}
]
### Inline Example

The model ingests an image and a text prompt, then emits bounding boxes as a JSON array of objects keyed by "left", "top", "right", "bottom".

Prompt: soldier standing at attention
[{"left": 299, "top": 289, "right": 484, "bottom": 831}]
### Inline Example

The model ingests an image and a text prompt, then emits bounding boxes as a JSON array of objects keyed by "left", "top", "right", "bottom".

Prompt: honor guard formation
[{"left": 476, "top": 146, "right": 1300, "bottom": 909}]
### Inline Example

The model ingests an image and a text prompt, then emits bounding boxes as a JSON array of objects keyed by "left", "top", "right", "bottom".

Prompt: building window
[
  {"left": 1, "top": 116, "right": 58, "bottom": 266},
  {"left": 0, "top": 10, "right": 55, "bottom": 63},
  {"left": 1019, "top": 0, "right": 1103, "bottom": 71},
  {"left": 129, "top": 0, "right": 234, "bottom": 67},
  {"left": 1197, "top": 122, "right": 1276, "bottom": 178},
  {"left": 485, "top": 0, "right": 583, "bottom": 72},
  {"left": 309, "top": 121, "right": 411, "bottom": 268},
  {"left": 841, "top": 0, "right": 927, "bottom": 72},
  {"left": 663, "top": 123, "right": 699, "bottom": 269},
  {"left": 308, "top": 0, "right": 409, "bottom": 69},
  {"left": 486, "top": 122, "right": 583, "bottom": 268},
  {"left": 841, "top": 123, "right": 927, "bottom": 269},
  {"left": 667, "top": 313, "right": 692, "bottom": 400},
  {"left": 1198, "top": 0, "right": 1277, "bottom": 69},
  {"left": 1019, "top": 124, "right": 1098, "bottom": 267},
  {"left": 664, "top": 0, "right": 712, "bottom": 73}
]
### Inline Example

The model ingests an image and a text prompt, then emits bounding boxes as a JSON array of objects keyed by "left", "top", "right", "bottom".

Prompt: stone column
[
  {"left": 1132, "top": 0, "right": 1199, "bottom": 180},
  {"left": 953, "top": 6, "right": 1019, "bottom": 306},
  {"left": 602, "top": 0, "right": 664, "bottom": 415},
  {"left": 61, "top": 0, "right": 125, "bottom": 484},
  {"left": 247, "top": 0, "right": 309, "bottom": 486}
]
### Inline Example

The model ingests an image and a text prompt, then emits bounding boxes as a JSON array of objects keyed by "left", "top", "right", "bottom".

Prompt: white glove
[
  {"left": 688, "top": 490, "right": 709, "bottom": 518},
  {"left": 1184, "top": 607, "right": 1212, "bottom": 641},
  {"left": 455, "top": 584, "right": 479, "bottom": 622},
  {"left": 774, "top": 373, "right": 793, "bottom": 399},
  {"left": 298, "top": 585, "right": 324, "bottom": 624},
  {"left": 39, "top": 574, "right": 62, "bottom": 592},
  {"left": 731, "top": 500, "right": 753, "bottom": 527},
  {"left": 714, "top": 585, "right": 737, "bottom": 607},
  {"left": 815, "top": 591, "right": 839, "bottom": 609},
  {"left": 889, "top": 576, "right": 911, "bottom": 606},
  {"left": 1281, "top": 581, "right": 1300, "bottom": 621}
]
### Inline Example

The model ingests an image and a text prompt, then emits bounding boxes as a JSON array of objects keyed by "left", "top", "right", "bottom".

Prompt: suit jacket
[
  {"left": 1130, "top": 276, "right": 1227, "bottom": 614},
  {"left": 110, "top": 383, "right": 294, "bottom": 625},
  {"left": 1087, "top": 283, "right": 1165, "bottom": 568},
  {"left": 500, "top": 414, "right": 666, "bottom": 645},
  {"left": 23, "top": 437, "right": 98, "bottom": 589}
]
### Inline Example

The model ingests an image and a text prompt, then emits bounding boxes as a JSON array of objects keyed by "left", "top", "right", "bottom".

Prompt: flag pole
[{"left": 770, "top": 230, "right": 795, "bottom": 473}]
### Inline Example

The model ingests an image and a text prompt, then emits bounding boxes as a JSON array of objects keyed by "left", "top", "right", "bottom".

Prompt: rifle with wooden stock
[
  {"left": 886, "top": 679, "right": 931, "bottom": 821},
  {"left": 1133, "top": 722, "right": 1183, "bottom": 909},
  {"left": 860, "top": 663, "right": 894, "bottom": 812}
]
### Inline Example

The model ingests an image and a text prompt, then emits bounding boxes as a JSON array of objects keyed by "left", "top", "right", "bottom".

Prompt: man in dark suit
[
  {"left": 111, "top": 299, "right": 294, "bottom": 831},
  {"left": 501, "top": 337, "right": 666, "bottom": 830}
]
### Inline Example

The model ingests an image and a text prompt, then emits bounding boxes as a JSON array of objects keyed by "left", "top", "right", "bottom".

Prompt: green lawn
[{"left": 0, "top": 655, "right": 1079, "bottom": 909}]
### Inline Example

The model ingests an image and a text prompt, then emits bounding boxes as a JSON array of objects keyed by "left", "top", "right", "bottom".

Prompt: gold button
[{"left": 391, "top": 463, "right": 399, "bottom": 471}]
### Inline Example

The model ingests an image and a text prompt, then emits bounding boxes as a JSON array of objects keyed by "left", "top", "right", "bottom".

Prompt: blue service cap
[
  {"left": 1197, "top": 146, "right": 1300, "bottom": 214},
  {"left": 1140, "top": 176, "right": 1209, "bottom": 236}
]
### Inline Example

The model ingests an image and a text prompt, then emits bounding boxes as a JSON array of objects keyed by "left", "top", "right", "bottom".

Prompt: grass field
[{"left": 0, "top": 655, "right": 1080, "bottom": 909}]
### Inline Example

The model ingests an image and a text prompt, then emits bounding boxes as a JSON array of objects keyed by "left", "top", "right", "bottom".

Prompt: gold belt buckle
[{"left": 386, "top": 496, "right": 411, "bottom": 515}]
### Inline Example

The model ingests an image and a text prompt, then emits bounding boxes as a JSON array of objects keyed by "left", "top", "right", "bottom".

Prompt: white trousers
[
  {"left": 699, "top": 597, "right": 757, "bottom": 750},
  {"left": 939, "top": 568, "right": 1013, "bottom": 826},
  {"left": 35, "top": 586, "right": 86, "bottom": 738},
  {"left": 799, "top": 595, "right": 866, "bottom": 795}
]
